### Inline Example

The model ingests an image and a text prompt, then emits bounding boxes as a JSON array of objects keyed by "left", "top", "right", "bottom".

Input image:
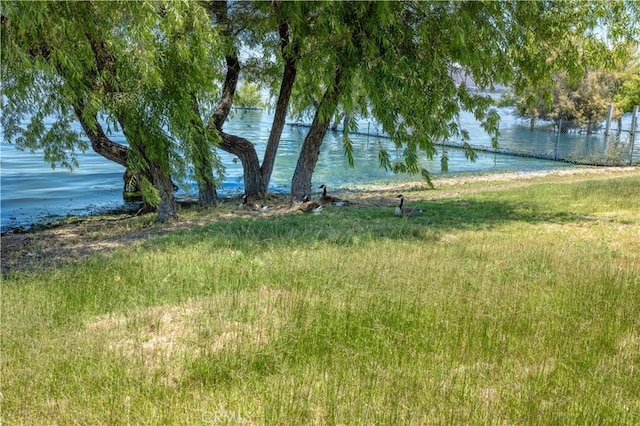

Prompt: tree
[
  {"left": 199, "top": 0, "right": 306, "bottom": 197},
  {"left": 614, "top": 62, "right": 640, "bottom": 113},
  {"left": 1, "top": 1, "right": 224, "bottom": 220},
  {"left": 572, "top": 71, "right": 622, "bottom": 133},
  {"left": 3, "top": 1, "right": 640, "bottom": 216},
  {"left": 234, "top": 83, "right": 266, "bottom": 109},
  {"left": 273, "top": 1, "right": 640, "bottom": 198},
  {"left": 515, "top": 70, "right": 623, "bottom": 133}
]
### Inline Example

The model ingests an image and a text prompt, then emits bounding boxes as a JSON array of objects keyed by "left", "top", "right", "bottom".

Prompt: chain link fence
[
  {"left": 298, "top": 105, "right": 640, "bottom": 166},
  {"left": 499, "top": 105, "right": 639, "bottom": 166}
]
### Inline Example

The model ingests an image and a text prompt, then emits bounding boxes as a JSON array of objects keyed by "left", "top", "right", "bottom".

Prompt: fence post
[
  {"left": 605, "top": 104, "right": 614, "bottom": 136},
  {"left": 630, "top": 105, "right": 638, "bottom": 165},
  {"left": 555, "top": 118, "right": 562, "bottom": 160}
]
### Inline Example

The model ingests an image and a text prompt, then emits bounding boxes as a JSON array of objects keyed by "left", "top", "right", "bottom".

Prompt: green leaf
[
  {"left": 420, "top": 168, "right": 434, "bottom": 188},
  {"left": 440, "top": 154, "right": 449, "bottom": 173},
  {"left": 343, "top": 134, "right": 354, "bottom": 167},
  {"left": 378, "top": 149, "right": 391, "bottom": 171}
]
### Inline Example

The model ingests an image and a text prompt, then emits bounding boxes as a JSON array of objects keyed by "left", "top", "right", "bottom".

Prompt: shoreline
[
  {"left": 2, "top": 166, "right": 637, "bottom": 235},
  {"left": 0, "top": 162, "right": 579, "bottom": 234},
  {"left": 2, "top": 166, "right": 637, "bottom": 274}
]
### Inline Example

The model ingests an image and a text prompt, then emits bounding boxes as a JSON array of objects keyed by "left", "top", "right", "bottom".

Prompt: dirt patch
[
  {"left": 2, "top": 167, "right": 637, "bottom": 274},
  {"left": 82, "top": 286, "right": 295, "bottom": 384}
]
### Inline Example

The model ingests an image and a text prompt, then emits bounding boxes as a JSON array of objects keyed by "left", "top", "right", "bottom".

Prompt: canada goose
[
  {"left": 299, "top": 195, "right": 324, "bottom": 213},
  {"left": 318, "top": 184, "right": 350, "bottom": 206},
  {"left": 239, "top": 194, "right": 268, "bottom": 212},
  {"left": 395, "top": 194, "right": 423, "bottom": 217}
]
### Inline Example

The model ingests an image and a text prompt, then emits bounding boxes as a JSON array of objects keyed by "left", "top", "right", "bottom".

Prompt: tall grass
[{"left": 2, "top": 174, "right": 640, "bottom": 424}]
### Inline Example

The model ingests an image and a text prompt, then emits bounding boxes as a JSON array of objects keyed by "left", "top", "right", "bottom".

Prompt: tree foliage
[
  {"left": 281, "top": 1, "right": 639, "bottom": 195},
  {"left": 614, "top": 60, "right": 640, "bottom": 113},
  {"left": 513, "top": 47, "right": 639, "bottom": 133},
  {"left": 507, "top": 3, "right": 640, "bottom": 132},
  {"left": 234, "top": 83, "right": 266, "bottom": 109},
  {"left": 3, "top": 0, "right": 640, "bottom": 217},
  {"left": 515, "top": 70, "right": 623, "bottom": 133},
  {"left": 1, "top": 1, "right": 226, "bottom": 219}
]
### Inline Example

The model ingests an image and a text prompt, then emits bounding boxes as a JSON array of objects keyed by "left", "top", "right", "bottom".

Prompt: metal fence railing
[
  {"left": 492, "top": 107, "right": 640, "bottom": 166},
  {"left": 293, "top": 105, "right": 640, "bottom": 166}
]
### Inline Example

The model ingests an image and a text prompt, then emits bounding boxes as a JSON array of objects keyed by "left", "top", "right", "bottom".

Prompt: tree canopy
[
  {"left": 2, "top": 0, "right": 639, "bottom": 220},
  {"left": 2, "top": 1, "right": 225, "bottom": 220},
  {"left": 513, "top": 69, "right": 625, "bottom": 133},
  {"left": 614, "top": 60, "right": 640, "bottom": 113}
]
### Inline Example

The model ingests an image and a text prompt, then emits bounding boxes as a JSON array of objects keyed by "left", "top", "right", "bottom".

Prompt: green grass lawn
[{"left": 2, "top": 172, "right": 640, "bottom": 424}]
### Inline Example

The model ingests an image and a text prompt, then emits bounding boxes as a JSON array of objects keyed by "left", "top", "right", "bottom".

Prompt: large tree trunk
[
  {"left": 290, "top": 69, "right": 342, "bottom": 201},
  {"left": 76, "top": 105, "right": 180, "bottom": 217},
  {"left": 219, "top": 132, "right": 263, "bottom": 195},
  {"left": 69, "top": 10, "right": 177, "bottom": 220},
  {"left": 148, "top": 159, "right": 179, "bottom": 222},
  {"left": 206, "top": 2, "right": 299, "bottom": 197},
  {"left": 197, "top": 173, "right": 218, "bottom": 206},
  {"left": 120, "top": 118, "right": 178, "bottom": 222},
  {"left": 290, "top": 118, "right": 332, "bottom": 201},
  {"left": 76, "top": 105, "right": 148, "bottom": 206},
  {"left": 207, "top": 51, "right": 266, "bottom": 197},
  {"left": 209, "top": 1, "right": 239, "bottom": 130},
  {"left": 259, "top": 22, "right": 298, "bottom": 194},
  {"left": 138, "top": 150, "right": 178, "bottom": 222},
  {"left": 204, "top": 9, "right": 268, "bottom": 196}
]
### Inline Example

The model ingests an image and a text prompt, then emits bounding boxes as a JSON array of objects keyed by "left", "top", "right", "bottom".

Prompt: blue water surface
[{"left": 1, "top": 108, "right": 585, "bottom": 232}]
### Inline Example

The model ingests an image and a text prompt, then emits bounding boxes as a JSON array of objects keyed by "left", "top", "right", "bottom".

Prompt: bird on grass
[
  {"left": 395, "top": 194, "right": 423, "bottom": 217},
  {"left": 318, "top": 184, "right": 350, "bottom": 206},
  {"left": 299, "top": 195, "right": 324, "bottom": 213},
  {"left": 239, "top": 194, "right": 269, "bottom": 212}
]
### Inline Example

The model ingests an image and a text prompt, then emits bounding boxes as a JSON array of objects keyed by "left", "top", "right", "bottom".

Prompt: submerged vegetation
[{"left": 2, "top": 169, "right": 640, "bottom": 424}]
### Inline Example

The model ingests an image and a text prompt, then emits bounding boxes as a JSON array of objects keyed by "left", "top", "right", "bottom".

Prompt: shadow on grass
[
  {"left": 0, "top": 195, "right": 588, "bottom": 275},
  {"left": 158, "top": 198, "right": 583, "bottom": 251}
]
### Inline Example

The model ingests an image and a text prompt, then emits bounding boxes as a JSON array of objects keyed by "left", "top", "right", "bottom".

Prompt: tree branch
[{"left": 73, "top": 103, "right": 128, "bottom": 168}]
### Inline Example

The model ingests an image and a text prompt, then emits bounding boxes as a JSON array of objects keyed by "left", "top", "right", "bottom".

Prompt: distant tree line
[{"left": 502, "top": 51, "right": 640, "bottom": 134}]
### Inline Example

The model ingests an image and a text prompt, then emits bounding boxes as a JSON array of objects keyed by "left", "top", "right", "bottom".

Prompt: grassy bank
[{"left": 2, "top": 170, "right": 640, "bottom": 424}]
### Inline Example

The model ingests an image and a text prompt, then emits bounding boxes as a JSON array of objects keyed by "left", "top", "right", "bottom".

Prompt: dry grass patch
[{"left": 83, "top": 286, "right": 299, "bottom": 385}]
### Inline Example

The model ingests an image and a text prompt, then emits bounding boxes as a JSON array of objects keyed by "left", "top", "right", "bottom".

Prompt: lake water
[{"left": 0, "top": 107, "right": 592, "bottom": 232}]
